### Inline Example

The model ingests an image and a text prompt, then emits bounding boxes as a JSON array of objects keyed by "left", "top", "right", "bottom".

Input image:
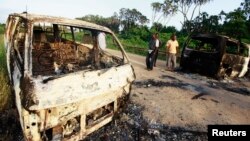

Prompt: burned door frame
[{"left": 4, "top": 15, "right": 34, "bottom": 135}]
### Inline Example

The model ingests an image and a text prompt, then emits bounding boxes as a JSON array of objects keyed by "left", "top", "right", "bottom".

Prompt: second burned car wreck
[
  {"left": 180, "top": 33, "right": 250, "bottom": 78},
  {"left": 4, "top": 13, "right": 135, "bottom": 140}
]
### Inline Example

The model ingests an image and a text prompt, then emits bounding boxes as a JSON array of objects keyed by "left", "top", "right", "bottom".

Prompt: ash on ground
[
  {"left": 0, "top": 102, "right": 207, "bottom": 141},
  {"left": 0, "top": 109, "right": 23, "bottom": 141},
  {"left": 85, "top": 101, "right": 207, "bottom": 141}
]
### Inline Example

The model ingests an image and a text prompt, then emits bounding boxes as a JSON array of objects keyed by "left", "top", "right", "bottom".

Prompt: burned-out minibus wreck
[
  {"left": 180, "top": 33, "right": 250, "bottom": 78},
  {"left": 4, "top": 13, "right": 135, "bottom": 140}
]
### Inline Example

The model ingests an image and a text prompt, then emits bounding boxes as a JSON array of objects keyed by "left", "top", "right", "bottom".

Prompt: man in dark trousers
[
  {"left": 146, "top": 34, "right": 156, "bottom": 70},
  {"left": 154, "top": 33, "right": 161, "bottom": 67}
]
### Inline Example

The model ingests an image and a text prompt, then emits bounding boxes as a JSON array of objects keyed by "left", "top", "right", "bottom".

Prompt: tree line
[
  {"left": 76, "top": 0, "right": 250, "bottom": 47},
  {"left": 0, "top": 1, "right": 249, "bottom": 49}
]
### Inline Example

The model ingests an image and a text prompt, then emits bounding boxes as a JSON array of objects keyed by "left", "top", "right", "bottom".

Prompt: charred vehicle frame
[
  {"left": 4, "top": 13, "right": 135, "bottom": 141},
  {"left": 180, "top": 33, "right": 250, "bottom": 78}
]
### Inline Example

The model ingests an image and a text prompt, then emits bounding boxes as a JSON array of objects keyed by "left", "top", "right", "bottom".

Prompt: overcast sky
[{"left": 0, "top": 0, "right": 244, "bottom": 30}]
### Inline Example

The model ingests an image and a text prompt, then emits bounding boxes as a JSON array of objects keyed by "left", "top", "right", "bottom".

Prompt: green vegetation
[
  {"left": 76, "top": 0, "right": 250, "bottom": 58},
  {"left": 0, "top": 24, "right": 4, "bottom": 34},
  {"left": 0, "top": 34, "right": 12, "bottom": 111}
]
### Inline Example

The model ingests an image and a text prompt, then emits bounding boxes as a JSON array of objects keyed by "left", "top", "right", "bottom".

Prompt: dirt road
[
  {"left": 124, "top": 49, "right": 250, "bottom": 129},
  {"left": 105, "top": 49, "right": 250, "bottom": 138}
]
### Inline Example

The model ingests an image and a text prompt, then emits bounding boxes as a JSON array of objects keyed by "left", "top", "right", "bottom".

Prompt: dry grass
[{"left": 0, "top": 34, "right": 12, "bottom": 111}]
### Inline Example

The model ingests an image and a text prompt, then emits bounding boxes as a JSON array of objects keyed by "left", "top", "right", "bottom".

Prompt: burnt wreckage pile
[{"left": 0, "top": 102, "right": 207, "bottom": 141}]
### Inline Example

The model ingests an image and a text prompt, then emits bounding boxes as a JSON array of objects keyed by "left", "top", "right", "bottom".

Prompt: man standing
[
  {"left": 146, "top": 34, "right": 156, "bottom": 70},
  {"left": 166, "top": 33, "right": 179, "bottom": 71},
  {"left": 154, "top": 33, "right": 161, "bottom": 67}
]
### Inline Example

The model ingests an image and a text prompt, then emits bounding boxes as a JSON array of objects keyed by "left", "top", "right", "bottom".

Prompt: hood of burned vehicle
[{"left": 27, "top": 64, "right": 135, "bottom": 111}]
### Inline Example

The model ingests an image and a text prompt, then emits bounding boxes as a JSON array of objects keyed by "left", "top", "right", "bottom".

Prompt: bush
[
  {"left": 0, "top": 34, "right": 12, "bottom": 111},
  {"left": 0, "top": 24, "right": 5, "bottom": 34}
]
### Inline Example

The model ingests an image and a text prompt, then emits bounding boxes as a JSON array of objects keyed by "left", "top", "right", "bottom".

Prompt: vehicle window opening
[
  {"left": 186, "top": 38, "right": 218, "bottom": 53},
  {"left": 32, "top": 23, "right": 124, "bottom": 76},
  {"left": 226, "top": 41, "right": 239, "bottom": 55}
]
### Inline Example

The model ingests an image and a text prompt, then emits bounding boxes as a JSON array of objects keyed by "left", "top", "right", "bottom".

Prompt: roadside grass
[{"left": 0, "top": 34, "right": 12, "bottom": 111}]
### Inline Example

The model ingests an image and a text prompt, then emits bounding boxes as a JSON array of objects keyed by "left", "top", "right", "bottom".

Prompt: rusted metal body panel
[
  {"left": 180, "top": 33, "right": 250, "bottom": 78},
  {"left": 4, "top": 13, "right": 135, "bottom": 141}
]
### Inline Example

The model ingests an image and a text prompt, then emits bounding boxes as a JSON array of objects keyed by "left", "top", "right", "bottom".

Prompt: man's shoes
[
  {"left": 166, "top": 68, "right": 174, "bottom": 71},
  {"left": 147, "top": 68, "right": 153, "bottom": 71}
]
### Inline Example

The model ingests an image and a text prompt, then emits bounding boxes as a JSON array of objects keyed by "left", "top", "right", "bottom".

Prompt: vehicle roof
[
  {"left": 191, "top": 33, "right": 239, "bottom": 42},
  {"left": 191, "top": 33, "right": 250, "bottom": 48},
  {"left": 192, "top": 33, "right": 229, "bottom": 39},
  {"left": 10, "top": 13, "right": 113, "bottom": 33}
]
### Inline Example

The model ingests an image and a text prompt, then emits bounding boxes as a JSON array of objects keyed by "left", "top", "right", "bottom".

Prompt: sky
[{"left": 0, "top": 0, "right": 244, "bottom": 30}]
